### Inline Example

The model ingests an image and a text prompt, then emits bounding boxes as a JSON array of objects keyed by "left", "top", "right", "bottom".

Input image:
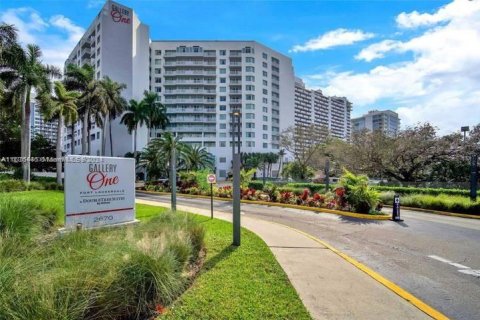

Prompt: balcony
[
  {"left": 166, "top": 107, "right": 216, "bottom": 114},
  {"left": 164, "top": 60, "right": 216, "bottom": 67},
  {"left": 172, "top": 126, "right": 217, "bottom": 132},
  {"left": 164, "top": 98, "right": 216, "bottom": 104},
  {"left": 164, "top": 79, "right": 216, "bottom": 85},
  {"left": 169, "top": 117, "right": 216, "bottom": 123},
  {"left": 164, "top": 69, "right": 217, "bottom": 76},
  {"left": 81, "top": 48, "right": 91, "bottom": 59},
  {"left": 164, "top": 89, "right": 216, "bottom": 95}
]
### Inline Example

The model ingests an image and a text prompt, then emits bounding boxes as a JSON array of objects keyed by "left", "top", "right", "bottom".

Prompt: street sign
[
  {"left": 207, "top": 174, "right": 216, "bottom": 184},
  {"left": 63, "top": 155, "right": 136, "bottom": 230}
]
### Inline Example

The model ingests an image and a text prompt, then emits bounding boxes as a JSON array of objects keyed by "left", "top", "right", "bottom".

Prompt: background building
[
  {"left": 62, "top": 1, "right": 295, "bottom": 178},
  {"left": 150, "top": 41, "right": 295, "bottom": 178},
  {"left": 294, "top": 78, "right": 351, "bottom": 141},
  {"left": 352, "top": 110, "right": 400, "bottom": 136},
  {"left": 30, "top": 102, "right": 58, "bottom": 143}
]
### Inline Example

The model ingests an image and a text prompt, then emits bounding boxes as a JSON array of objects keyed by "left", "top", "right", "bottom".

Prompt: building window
[
  {"left": 155, "top": 77, "right": 161, "bottom": 83},
  {"left": 246, "top": 103, "right": 255, "bottom": 110},
  {"left": 244, "top": 46, "right": 253, "bottom": 53},
  {"left": 219, "top": 68, "right": 226, "bottom": 74},
  {"left": 246, "top": 113, "right": 255, "bottom": 119},
  {"left": 155, "top": 68, "right": 161, "bottom": 74},
  {"left": 220, "top": 141, "right": 226, "bottom": 147},
  {"left": 245, "top": 66, "right": 255, "bottom": 72},
  {"left": 246, "top": 57, "right": 255, "bottom": 63},
  {"left": 219, "top": 132, "right": 227, "bottom": 138},
  {"left": 97, "top": 35, "right": 100, "bottom": 43},
  {"left": 246, "top": 122, "right": 255, "bottom": 129},
  {"left": 263, "top": 80, "right": 268, "bottom": 86},
  {"left": 219, "top": 170, "right": 226, "bottom": 177},
  {"left": 262, "top": 52, "right": 268, "bottom": 59},
  {"left": 263, "top": 71, "right": 267, "bottom": 77},
  {"left": 220, "top": 124, "right": 227, "bottom": 129},
  {"left": 219, "top": 86, "right": 226, "bottom": 92},
  {"left": 97, "top": 24, "right": 100, "bottom": 31},
  {"left": 246, "top": 75, "right": 255, "bottom": 82},
  {"left": 220, "top": 77, "right": 226, "bottom": 83},
  {"left": 219, "top": 105, "right": 226, "bottom": 111},
  {"left": 246, "top": 132, "right": 255, "bottom": 138},
  {"left": 220, "top": 50, "right": 226, "bottom": 56},
  {"left": 245, "top": 85, "right": 255, "bottom": 91},
  {"left": 155, "top": 87, "right": 161, "bottom": 93},
  {"left": 90, "top": 134, "right": 95, "bottom": 141},
  {"left": 263, "top": 125, "right": 268, "bottom": 130},
  {"left": 220, "top": 59, "right": 226, "bottom": 65},
  {"left": 96, "top": 71, "right": 100, "bottom": 79},
  {"left": 262, "top": 97, "right": 268, "bottom": 103},
  {"left": 263, "top": 134, "right": 268, "bottom": 139},
  {"left": 220, "top": 96, "right": 226, "bottom": 102},
  {"left": 263, "top": 107, "right": 268, "bottom": 113},
  {"left": 263, "top": 89, "right": 268, "bottom": 95},
  {"left": 246, "top": 94, "right": 255, "bottom": 101},
  {"left": 263, "top": 115, "right": 268, "bottom": 121},
  {"left": 96, "top": 132, "right": 100, "bottom": 139},
  {"left": 262, "top": 62, "right": 268, "bottom": 68},
  {"left": 155, "top": 49, "right": 161, "bottom": 55},
  {"left": 219, "top": 157, "right": 226, "bottom": 163},
  {"left": 246, "top": 141, "right": 255, "bottom": 147},
  {"left": 219, "top": 114, "right": 226, "bottom": 120},
  {"left": 155, "top": 59, "right": 161, "bottom": 64},
  {"left": 263, "top": 143, "right": 268, "bottom": 149},
  {"left": 97, "top": 59, "right": 100, "bottom": 67}
]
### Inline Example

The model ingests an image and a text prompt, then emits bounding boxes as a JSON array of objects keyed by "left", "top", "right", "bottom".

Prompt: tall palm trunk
[
  {"left": 109, "top": 116, "right": 114, "bottom": 156},
  {"left": 102, "top": 113, "right": 108, "bottom": 156},
  {"left": 21, "top": 87, "right": 31, "bottom": 182},
  {"left": 133, "top": 125, "right": 137, "bottom": 163},
  {"left": 70, "top": 123, "right": 75, "bottom": 155},
  {"left": 56, "top": 115, "right": 63, "bottom": 185},
  {"left": 82, "top": 111, "right": 88, "bottom": 155}
]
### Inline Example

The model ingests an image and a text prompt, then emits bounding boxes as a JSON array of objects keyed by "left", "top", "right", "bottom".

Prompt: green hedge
[
  {"left": 248, "top": 181, "right": 326, "bottom": 194},
  {"left": 372, "top": 186, "right": 473, "bottom": 197},
  {"left": 0, "top": 179, "right": 63, "bottom": 192},
  {"left": 379, "top": 192, "right": 480, "bottom": 215}
]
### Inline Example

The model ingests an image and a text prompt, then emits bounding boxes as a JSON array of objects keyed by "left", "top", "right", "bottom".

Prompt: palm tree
[
  {"left": 141, "top": 91, "right": 169, "bottom": 142},
  {"left": 37, "top": 82, "right": 78, "bottom": 184},
  {"left": 64, "top": 64, "right": 103, "bottom": 155},
  {"left": 1, "top": 44, "right": 60, "bottom": 181},
  {"left": 142, "top": 133, "right": 187, "bottom": 177},
  {"left": 121, "top": 99, "right": 148, "bottom": 162},
  {"left": 99, "top": 76, "right": 127, "bottom": 156},
  {"left": 184, "top": 145, "right": 214, "bottom": 171}
]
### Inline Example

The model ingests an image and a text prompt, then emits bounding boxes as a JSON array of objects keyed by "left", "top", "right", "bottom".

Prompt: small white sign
[
  {"left": 64, "top": 155, "right": 136, "bottom": 229},
  {"left": 207, "top": 174, "right": 216, "bottom": 184}
]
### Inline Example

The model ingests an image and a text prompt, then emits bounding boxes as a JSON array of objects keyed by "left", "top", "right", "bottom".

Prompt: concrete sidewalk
[{"left": 137, "top": 199, "right": 428, "bottom": 320}]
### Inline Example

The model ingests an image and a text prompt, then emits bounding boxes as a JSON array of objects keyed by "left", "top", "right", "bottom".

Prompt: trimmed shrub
[
  {"left": 372, "top": 186, "right": 473, "bottom": 197},
  {"left": 337, "top": 170, "right": 379, "bottom": 214}
]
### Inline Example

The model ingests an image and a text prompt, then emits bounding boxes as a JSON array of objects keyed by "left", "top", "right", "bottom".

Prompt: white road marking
[
  {"left": 428, "top": 255, "right": 478, "bottom": 277},
  {"left": 458, "top": 269, "right": 480, "bottom": 277}
]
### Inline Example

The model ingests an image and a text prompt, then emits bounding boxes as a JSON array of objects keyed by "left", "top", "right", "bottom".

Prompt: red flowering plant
[
  {"left": 312, "top": 193, "right": 325, "bottom": 203},
  {"left": 279, "top": 191, "right": 293, "bottom": 203}
]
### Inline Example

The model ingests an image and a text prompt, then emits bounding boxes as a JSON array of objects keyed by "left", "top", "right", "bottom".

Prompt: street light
[{"left": 232, "top": 111, "right": 241, "bottom": 246}]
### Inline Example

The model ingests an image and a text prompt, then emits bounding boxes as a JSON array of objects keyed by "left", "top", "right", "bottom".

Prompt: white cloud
[
  {"left": 0, "top": 8, "right": 84, "bottom": 68},
  {"left": 355, "top": 40, "right": 402, "bottom": 62},
  {"left": 305, "top": 0, "right": 480, "bottom": 134},
  {"left": 290, "top": 28, "right": 374, "bottom": 53},
  {"left": 396, "top": 0, "right": 479, "bottom": 28},
  {"left": 87, "top": 0, "right": 105, "bottom": 9}
]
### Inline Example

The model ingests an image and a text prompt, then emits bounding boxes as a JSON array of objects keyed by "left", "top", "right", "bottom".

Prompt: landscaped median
[
  {"left": 139, "top": 190, "right": 391, "bottom": 221},
  {"left": 0, "top": 190, "right": 310, "bottom": 319}
]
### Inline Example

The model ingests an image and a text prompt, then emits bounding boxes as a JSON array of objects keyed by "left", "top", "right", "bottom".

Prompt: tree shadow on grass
[{"left": 203, "top": 244, "right": 238, "bottom": 271}]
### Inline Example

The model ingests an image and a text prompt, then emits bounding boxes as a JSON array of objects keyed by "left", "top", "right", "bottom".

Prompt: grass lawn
[{"left": 4, "top": 191, "right": 311, "bottom": 319}]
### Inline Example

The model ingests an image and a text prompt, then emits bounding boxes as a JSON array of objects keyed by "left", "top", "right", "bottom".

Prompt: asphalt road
[{"left": 137, "top": 192, "right": 480, "bottom": 320}]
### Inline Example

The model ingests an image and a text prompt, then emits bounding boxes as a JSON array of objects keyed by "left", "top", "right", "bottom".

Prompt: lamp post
[
  {"left": 232, "top": 111, "right": 241, "bottom": 246},
  {"left": 171, "top": 147, "right": 176, "bottom": 211}
]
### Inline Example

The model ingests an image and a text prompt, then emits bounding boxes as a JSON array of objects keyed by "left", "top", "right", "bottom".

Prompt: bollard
[{"left": 392, "top": 194, "right": 403, "bottom": 222}]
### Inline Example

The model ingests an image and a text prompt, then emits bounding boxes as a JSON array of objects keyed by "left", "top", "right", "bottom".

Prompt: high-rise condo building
[
  {"left": 352, "top": 110, "right": 400, "bottom": 136},
  {"left": 30, "top": 102, "right": 58, "bottom": 143},
  {"left": 294, "top": 78, "right": 351, "bottom": 141},
  {"left": 62, "top": 1, "right": 295, "bottom": 179}
]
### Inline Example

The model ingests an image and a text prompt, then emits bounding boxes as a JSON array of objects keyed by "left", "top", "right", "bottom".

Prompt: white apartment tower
[
  {"left": 352, "top": 110, "right": 400, "bottom": 136},
  {"left": 294, "top": 78, "right": 351, "bottom": 141},
  {"left": 63, "top": 2, "right": 296, "bottom": 178},
  {"left": 63, "top": 1, "right": 150, "bottom": 157},
  {"left": 30, "top": 102, "right": 58, "bottom": 143},
  {"left": 149, "top": 41, "right": 295, "bottom": 178}
]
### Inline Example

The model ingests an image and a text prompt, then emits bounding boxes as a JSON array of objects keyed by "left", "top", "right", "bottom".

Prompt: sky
[{"left": 1, "top": 0, "right": 479, "bottom": 134}]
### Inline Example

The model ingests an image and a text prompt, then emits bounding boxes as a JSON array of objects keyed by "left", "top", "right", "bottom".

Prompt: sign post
[
  {"left": 63, "top": 155, "right": 136, "bottom": 230},
  {"left": 207, "top": 174, "right": 216, "bottom": 219},
  {"left": 392, "top": 194, "right": 403, "bottom": 222}
]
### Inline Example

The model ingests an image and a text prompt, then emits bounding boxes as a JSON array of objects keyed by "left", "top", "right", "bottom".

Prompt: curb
[
  {"left": 384, "top": 205, "right": 480, "bottom": 220},
  {"left": 137, "top": 190, "right": 390, "bottom": 220},
  {"left": 272, "top": 222, "right": 450, "bottom": 320}
]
